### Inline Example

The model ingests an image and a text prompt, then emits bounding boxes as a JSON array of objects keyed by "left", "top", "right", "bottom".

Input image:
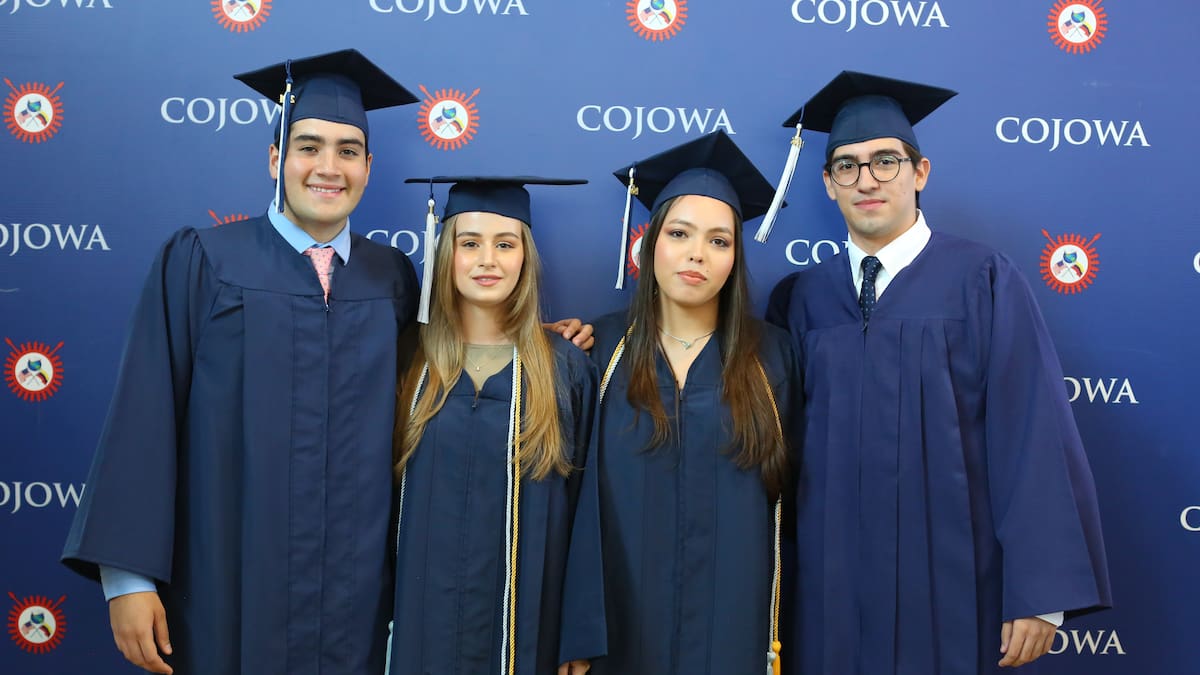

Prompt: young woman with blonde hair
[{"left": 387, "top": 177, "right": 604, "bottom": 675}]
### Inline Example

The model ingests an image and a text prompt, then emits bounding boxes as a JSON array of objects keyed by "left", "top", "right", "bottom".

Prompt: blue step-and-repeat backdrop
[{"left": 2, "top": 2, "right": 1198, "bottom": 673}]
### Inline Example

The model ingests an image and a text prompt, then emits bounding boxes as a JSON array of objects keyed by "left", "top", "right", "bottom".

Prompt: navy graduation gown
[
  {"left": 586, "top": 312, "right": 795, "bottom": 675},
  {"left": 388, "top": 337, "right": 606, "bottom": 675},
  {"left": 767, "top": 231, "right": 1111, "bottom": 675},
  {"left": 62, "top": 215, "right": 418, "bottom": 675}
]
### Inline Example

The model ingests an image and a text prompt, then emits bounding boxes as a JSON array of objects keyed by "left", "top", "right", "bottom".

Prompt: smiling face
[
  {"left": 269, "top": 117, "right": 372, "bottom": 238},
  {"left": 451, "top": 211, "right": 526, "bottom": 311},
  {"left": 650, "top": 194, "right": 737, "bottom": 312},
  {"left": 823, "top": 136, "right": 929, "bottom": 253}
]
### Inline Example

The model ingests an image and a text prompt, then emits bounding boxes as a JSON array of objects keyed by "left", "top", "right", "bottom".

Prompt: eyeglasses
[{"left": 827, "top": 155, "right": 913, "bottom": 187}]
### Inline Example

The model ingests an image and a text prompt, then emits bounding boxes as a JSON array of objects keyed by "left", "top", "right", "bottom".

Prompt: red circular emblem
[
  {"left": 4, "top": 79, "right": 65, "bottom": 144},
  {"left": 418, "top": 85, "right": 480, "bottom": 151},
  {"left": 213, "top": 0, "right": 271, "bottom": 32},
  {"left": 5, "top": 339, "right": 64, "bottom": 402},
  {"left": 627, "top": 222, "right": 650, "bottom": 281},
  {"left": 1048, "top": 1, "right": 1107, "bottom": 54},
  {"left": 1040, "top": 230, "right": 1101, "bottom": 294},
  {"left": 628, "top": 0, "right": 687, "bottom": 41},
  {"left": 8, "top": 593, "right": 67, "bottom": 655}
]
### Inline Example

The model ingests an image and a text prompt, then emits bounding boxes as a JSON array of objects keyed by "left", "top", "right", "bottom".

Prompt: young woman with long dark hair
[{"left": 588, "top": 132, "right": 796, "bottom": 675}]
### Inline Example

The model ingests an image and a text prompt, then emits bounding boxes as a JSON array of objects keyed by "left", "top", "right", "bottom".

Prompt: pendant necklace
[
  {"left": 659, "top": 327, "right": 714, "bottom": 350},
  {"left": 466, "top": 344, "right": 512, "bottom": 371}
]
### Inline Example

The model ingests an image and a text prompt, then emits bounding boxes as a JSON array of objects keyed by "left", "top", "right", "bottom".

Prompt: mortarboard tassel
[
  {"left": 769, "top": 497, "right": 783, "bottom": 675},
  {"left": 417, "top": 190, "right": 438, "bottom": 324},
  {"left": 755, "top": 122, "right": 804, "bottom": 244},
  {"left": 615, "top": 167, "right": 637, "bottom": 290},
  {"left": 274, "top": 60, "right": 295, "bottom": 213}
]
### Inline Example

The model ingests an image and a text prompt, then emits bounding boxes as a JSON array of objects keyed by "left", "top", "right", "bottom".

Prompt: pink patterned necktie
[{"left": 303, "top": 246, "right": 335, "bottom": 303}]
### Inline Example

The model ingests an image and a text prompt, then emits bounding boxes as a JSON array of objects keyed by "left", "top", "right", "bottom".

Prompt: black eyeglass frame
[{"left": 826, "top": 155, "right": 913, "bottom": 187}]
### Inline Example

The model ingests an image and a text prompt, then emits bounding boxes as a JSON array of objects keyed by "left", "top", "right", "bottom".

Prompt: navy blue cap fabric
[
  {"left": 782, "top": 71, "right": 956, "bottom": 160},
  {"left": 234, "top": 49, "right": 417, "bottom": 143},
  {"left": 611, "top": 130, "right": 776, "bottom": 222},
  {"left": 404, "top": 176, "right": 587, "bottom": 228}
]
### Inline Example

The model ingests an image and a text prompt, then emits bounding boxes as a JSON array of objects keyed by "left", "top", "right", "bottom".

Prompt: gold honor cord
[
  {"left": 597, "top": 325, "right": 634, "bottom": 406},
  {"left": 503, "top": 351, "right": 523, "bottom": 675},
  {"left": 755, "top": 359, "right": 785, "bottom": 675},
  {"left": 598, "top": 329, "right": 784, "bottom": 674}
]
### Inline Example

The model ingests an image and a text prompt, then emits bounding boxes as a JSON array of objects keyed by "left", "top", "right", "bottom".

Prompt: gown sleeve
[
  {"left": 62, "top": 228, "right": 217, "bottom": 584},
  {"left": 557, "top": 349, "right": 608, "bottom": 663},
  {"left": 977, "top": 254, "right": 1112, "bottom": 621}
]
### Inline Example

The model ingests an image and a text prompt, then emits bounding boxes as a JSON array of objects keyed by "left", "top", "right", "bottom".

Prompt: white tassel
[
  {"left": 755, "top": 123, "right": 804, "bottom": 244},
  {"left": 274, "top": 64, "right": 294, "bottom": 213},
  {"left": 417, "top": 197, "right": 438, "bottom": 324},
  {"left": 273, "top": 87, "right": 293, "bottom": 213},
  {"left": 615, "top": 167, "right": 637, "bottom": 290}
]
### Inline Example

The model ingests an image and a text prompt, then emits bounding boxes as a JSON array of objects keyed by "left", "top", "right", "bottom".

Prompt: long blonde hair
[{"left": 393, "top": 214, "right": 568, "bottom": 481}]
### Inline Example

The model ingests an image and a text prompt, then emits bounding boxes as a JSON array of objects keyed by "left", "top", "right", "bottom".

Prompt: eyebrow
[
  {"left": 668, "top": 217, "right": 734, "bottom": 237},
  {"left": 290, "top": 133, "right": 365, "bottom": 148},
  {"left": 831, "top": 148, "right": 903, "bottom": 162},
  {"left": 455, "top": 230, "right": 521, "bottom": 238}
]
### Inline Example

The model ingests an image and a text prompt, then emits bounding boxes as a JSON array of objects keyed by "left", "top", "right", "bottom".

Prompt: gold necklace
[{"left": 659, "top": 327, "right": 714, "bottom": 350}]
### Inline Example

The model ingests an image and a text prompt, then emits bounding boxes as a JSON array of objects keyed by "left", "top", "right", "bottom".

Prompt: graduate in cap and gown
[
  {"left": 388, "top": 177, "right": 606, "bottom": 675},
  {"left": 761, "top": 71, "right": 1112, "bottom": 674},
  {"left": 588, "top": 130, "right": 795, "bottom": 675},
  {"left": 61, "top": 50, "right": 421, "bottom": 675}
]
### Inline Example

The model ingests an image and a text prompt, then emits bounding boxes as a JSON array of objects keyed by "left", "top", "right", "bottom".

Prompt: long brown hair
[
  {"left": 393, "top": 214, "right": 568, "bottom": 482},
  {"left": 622, "top": 196, "right": 788, "bottom": 499}
]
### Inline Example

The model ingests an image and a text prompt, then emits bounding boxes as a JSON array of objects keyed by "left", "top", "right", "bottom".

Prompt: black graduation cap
[
  {"left": 234, "top": 49, "right": 418, "bottom": 212},
  {"left": 609, "top": 130, "right": 775, "bottom": 289},
  {"left": 403, "top": 176, "right": 587, "bottom": 323},
  {"left": 783, "top": 70, "right": 957, "bottom": 160},
  {"left": 754, "top": 71, "right": 956, "bottom": 244},
  {"left": 403, "top": 176, "right": 587, "bottom": 228}
]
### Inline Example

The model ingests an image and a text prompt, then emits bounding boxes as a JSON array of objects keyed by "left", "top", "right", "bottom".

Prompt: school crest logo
[
  {"left": 1041, "top": 231, "right": 1100, "bottom": 294},
  {"left": 1048, "top": 1, "right": 1107, "bottom": 54},
  {"left": 213, "top": 0, "right": 271, "bottom": 32},
  {"left": 7, "top": 593, "right": 66, "bottom": 654},
  {"left": 628, "top": 0, "right": 687, "bottom": 41},
  {"left": 5, "top": 339, "right": 63, "bottom": 403},
  {"left": 418, "top": 85, "right": 480, "bottom": 151},
  {"left": 4, "top": 79, "right": 64, "bottom": 144},
  {"left": 626, "top": 222, "right": 649, "bottom": 280},
  {"left": 209, "top": 209, "right": 252, "bottom": 226}
]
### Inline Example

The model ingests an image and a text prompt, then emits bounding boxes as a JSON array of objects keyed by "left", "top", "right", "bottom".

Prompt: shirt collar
[
  {"left": 846, "top": 210, "right": 931, "bottom": 281},
  {"left": 267, "top": 201, "right": 352, "bottom": 264}
]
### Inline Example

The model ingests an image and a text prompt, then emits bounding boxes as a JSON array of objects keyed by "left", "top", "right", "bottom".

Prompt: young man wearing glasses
[{"left": 766, "top": 71, "right": 1111, "bottom": 675}]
